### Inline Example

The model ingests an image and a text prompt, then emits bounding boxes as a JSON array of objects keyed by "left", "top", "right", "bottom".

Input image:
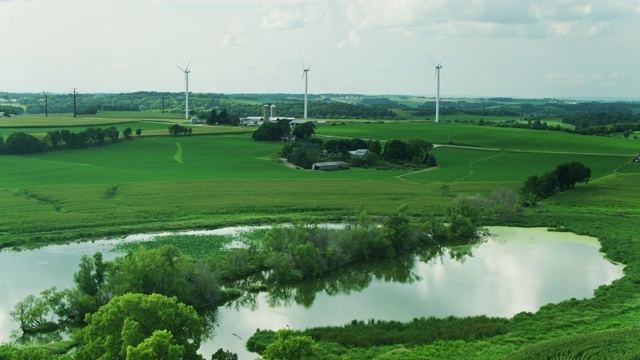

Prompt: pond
[{"left": 0, "top": 227, "right": 624, "bottom": 359}]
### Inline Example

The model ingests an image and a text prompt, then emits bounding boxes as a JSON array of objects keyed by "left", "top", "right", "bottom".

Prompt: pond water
[{"left": 0, "top": 227, "right": 624, "bottom": 359}]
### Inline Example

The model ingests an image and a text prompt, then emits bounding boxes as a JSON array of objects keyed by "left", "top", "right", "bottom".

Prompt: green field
[
  {"left": 3, "top": 111, "right": 640, "bottom": 358},
  {"left": 1, "top": 115, "right": 638, "bottom": 246}
]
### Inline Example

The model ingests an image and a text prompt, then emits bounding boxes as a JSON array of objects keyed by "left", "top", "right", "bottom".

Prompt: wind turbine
[
  {"left": 178, "top": 57, "right": 192, "bottom": 121},
  {"left": 430, "top": 56, "right": 446, "bottom": 123},
  {"left": 301, "top": 60, "right": 310, "bottom": 119}
]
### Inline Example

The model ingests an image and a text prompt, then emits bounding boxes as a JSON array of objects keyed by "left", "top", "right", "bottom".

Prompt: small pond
[{"left": 0, "top": 226, "right": 624, "bottom": 359}]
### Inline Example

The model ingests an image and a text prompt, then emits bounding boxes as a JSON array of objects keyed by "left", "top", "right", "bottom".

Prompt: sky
[{"left": 1, "top": 0, "right": 639, "bottom": 99}]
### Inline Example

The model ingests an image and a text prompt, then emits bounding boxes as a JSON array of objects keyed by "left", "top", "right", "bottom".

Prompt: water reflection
[{"left": 228, "top": 242, "right": 479, "bottom": 310}]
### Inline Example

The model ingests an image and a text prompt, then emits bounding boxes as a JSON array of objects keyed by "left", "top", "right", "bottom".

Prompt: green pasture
[
  {"left": 317, "top": 122, "right": 638, "bottom": 154},
  {"left": 0, "top": 133, "right": 628, "bottom": 189}
]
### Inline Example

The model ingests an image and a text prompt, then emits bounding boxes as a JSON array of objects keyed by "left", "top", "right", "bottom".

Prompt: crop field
[
  {"left": 1, "top": 113, "right": 638, "bottom": 248},
  {"left": 317, "top": 122, "right": 639, "bottom": 154}
]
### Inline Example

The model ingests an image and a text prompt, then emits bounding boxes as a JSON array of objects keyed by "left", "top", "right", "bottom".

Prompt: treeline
[
  {"left": 7, "top": 92, "right": 398, "bottom": 120},
  {"left": 521, "top": 162, "right": 591, "bottom": 205},
  {"left": 0, "top": 127, "right": 140, "bottom": 155},
  {"left": 0, "top": 105, "right": 24, "bottom": 115}
]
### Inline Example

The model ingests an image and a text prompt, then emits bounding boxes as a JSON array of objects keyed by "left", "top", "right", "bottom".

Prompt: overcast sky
[{"left": 1, "top": 0, "right": 638, "bottom": 99}]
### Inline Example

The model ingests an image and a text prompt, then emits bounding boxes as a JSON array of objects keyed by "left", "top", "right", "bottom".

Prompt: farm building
[
  {"left": 349, "top": 149, "right": 369, "bottom": 158},
  {"left": 312, "top": 161, "right": 348, "bottom": 171}
]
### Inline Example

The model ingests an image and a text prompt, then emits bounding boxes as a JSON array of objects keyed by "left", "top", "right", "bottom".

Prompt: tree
[
  {"left": 218, "top": 108, "right": 230, "bottom": 124},
  {"left": 75, "top": 293, "right": 204, "bottom": 360},
  {"left": 426, "top": 153, "right": 437, "bottom": 167},
  {"left": 406, "top": 138, "right": 433, "bottom": 163},
  {"left": 4, "top": 132, "right": 45, "bottom": 154},
  {"left": 73, "top": 252, "right": 107, "bottom": 297},
  {"left": 368, "top": 140, "right": 382, "bottom": 155},
  {"left": 211, "top": 348, "right": 238, "bottom": 360},
  {"left": 136, "top": 128, "right": 142, "bottom": 137},
  {"left": 125, "top": 330, "right": 185, "bottom": 360},
  {"left": 383, "top": 139, "right": 408, "bottom": 162},
  {"left": 292, "top": 121, "right": 315, "bottom": 139},
  {"left": 107, "top": 126, "right": 120, "bottom": 143},
  {"left": 252, "top": 121, "right": 289, "bottom": 141},
  {"left": 10, "top": 295, "right": 50, "bottom": 333},
  {"left": 262, "top": 328, "right": 316, "bottom": 360},
  {"left": 554, "top": 161, "right": 591, "bottom": 189},
  {"left": 206, "top": 109, "right": 219, "bottom": 125},
  {"left": 123, "top": 127, "right": 133, "bottom": 140}
]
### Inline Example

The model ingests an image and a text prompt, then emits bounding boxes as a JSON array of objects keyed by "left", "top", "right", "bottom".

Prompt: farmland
[{"left": 2, "top": 107, "right": 640, "bottom": 359}]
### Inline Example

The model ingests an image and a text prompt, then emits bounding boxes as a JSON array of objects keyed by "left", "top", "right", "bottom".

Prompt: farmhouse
[
  {"left": 312, "top": 161, "right": 348, "bottom": 171},
  {"left": 349, "top": 149, "right": 369, "bottom": 158}
]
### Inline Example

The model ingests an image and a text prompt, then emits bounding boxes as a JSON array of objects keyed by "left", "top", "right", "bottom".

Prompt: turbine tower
[
  {"left": 178, "top": 58, "right": 192, "bottom": 120},
  {"left": 430, "top": 56, "right": 446, "bottom": 123},
  {"left": 301, "top": 61, "right": 310, "bottom": 119},
  {"left": 435, "top": 63, "right": 442, "bottom": 123}
]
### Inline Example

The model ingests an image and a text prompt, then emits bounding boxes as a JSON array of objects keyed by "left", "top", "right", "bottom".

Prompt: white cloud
[{"left": 336, "top": 29, "right": 362, "bottom": 48}]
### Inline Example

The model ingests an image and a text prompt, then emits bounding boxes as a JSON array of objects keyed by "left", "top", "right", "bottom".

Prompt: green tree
[
  {"left": 262, "top": 328, "right": 316, "bottom": 360},
  {"left": 368, "top": 139, "right": 382, "bottom": 155},
  {"left": 554, "top": 161, "right": 591, "bottom": 189},
  {"left": 406, "top": 138, "right": 433, "bottom": 163},
  {"left": 9, "top": 295, "right": 51, "bottom": 334},
  {"left": 252, "top": 121, "right": 289, "bottom": 141},
  {"left": 75, "top": 293, "right": 204, "bottom": 360},
  {"left": 206, "top": 109, "right": 218, "bottom": 125},
  {"left": 74, "top": 252, "right": 107, "bottom": 297},
  {"left": 383, "top": 139, "right": 408, "bottom": 162},
  {"left": 125, "top": 330, "right": 185, "bottom": 360},
  {"left": 123, "top": 127, "right": 133, "bottom": 140},
  {"left": 136, "top": 128, "right": 142, "bottom": 137},
  {"left": 211, "top": 348, "right": 238, "bottom": 360},
  {"left": 4, "top": 132, "right": 45, "bottom": 154},
  {"left": 292, "top": 121, "right": 315, "bottom": 139}
]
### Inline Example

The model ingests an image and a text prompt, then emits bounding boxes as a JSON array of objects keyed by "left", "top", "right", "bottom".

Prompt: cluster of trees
[
  {"left": 203, "top": 108, "right": 240, "bottom": 126},
  {"left": 521, "top": 162, "right": 591, "bottom": 204},
  {"left": 0, "top": 127, "right": 138, "bottom": 155},
  {"left": 251, "top": 121, "right": 290, "bottom": 141},
  {"left": 168, "top": 124, "right": 193, "bottom": 136},
  {"left": 281, "top": 136, "right": 438, "bottom": 170},
  {"left": 382, "top": 138, "right": 436, "bottom": 165},
  {"left": 0, "top": 105, "right": 23, "bottom": 116},
  {"left": 8, "top": 246, "right": 221, "bottom": 359}
]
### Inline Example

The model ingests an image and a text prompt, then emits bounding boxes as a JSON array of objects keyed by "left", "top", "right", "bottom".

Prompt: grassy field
[
  {"left": 317, "top": 121, "right": 639, "bottom": 154},
  {"left": 0, "top": 115, "right": 637, "bottom": 247},
  {"left": 3, "top": 111, "right": 640, "bottom": 359}
]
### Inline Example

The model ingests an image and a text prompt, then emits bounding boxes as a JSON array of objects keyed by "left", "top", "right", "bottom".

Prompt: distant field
[{"left": 317, "top": 122, "right": 638, "bottom": 155}]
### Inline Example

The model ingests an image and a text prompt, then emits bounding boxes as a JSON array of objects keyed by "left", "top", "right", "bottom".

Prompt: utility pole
[
  {"left": 44, "top": 91, "right": 48, "bottom": 117},
  {"left": 73, "top": 88, "right": 77, "bottom": 118}
]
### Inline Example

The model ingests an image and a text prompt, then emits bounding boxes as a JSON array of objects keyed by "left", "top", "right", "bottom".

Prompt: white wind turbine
[
  {"left": 178, "top": 57, "right": 192, "bottom": 120},
  {"left": 430, "top": 56, "right": 446, "bottom": 123},
  {"left": 301, "top": 61, "right": 310, "bottom": 119}
]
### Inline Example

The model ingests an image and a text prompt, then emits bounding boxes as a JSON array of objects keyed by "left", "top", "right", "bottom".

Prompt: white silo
[{"left": 270, "top": 104, "right": 276, "bottom": 118}]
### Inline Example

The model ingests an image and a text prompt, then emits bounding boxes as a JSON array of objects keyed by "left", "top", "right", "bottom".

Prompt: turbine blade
[
  {"left": 300, "top": 57, "right": 306, "bottom": 70},
  {"left": 428, "top": 55, "right": 436, "bottom": 67},
  {"left": 437, "top": 55, "right": 448, "bottom": 67},
  {"left": 178, "top": 66, "right": 185, "bottom": 72},
  {"left": 185, "top": 56, "right": 193, "bottom": 71}
]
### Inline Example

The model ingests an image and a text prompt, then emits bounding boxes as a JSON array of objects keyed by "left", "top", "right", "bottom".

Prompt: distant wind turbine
[
  {"left": 430, "top": 56, "right": 446, "bottom": 123},
  {"left": 178, "top": 57, "right": 192, "bottom": 120},
  {"left": 301, "top": 60, "right": 310, "bottom": 119}
]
